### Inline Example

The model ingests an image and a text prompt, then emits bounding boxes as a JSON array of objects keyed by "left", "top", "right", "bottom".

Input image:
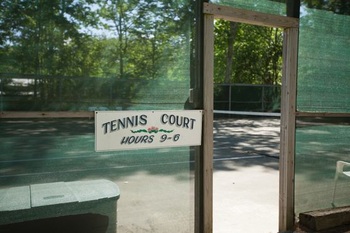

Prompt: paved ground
[
  {"left": 213, "top": 117, "right": 280, "bottom": 233},
  {"left": 115, "top": 116, "right": 281, "bottom": 233},
  {"left": 0, "top": 116, "right": 281, "bottom": 233},
  {"left": 4, "top": 116, "right": 350, "bottom": 232}
]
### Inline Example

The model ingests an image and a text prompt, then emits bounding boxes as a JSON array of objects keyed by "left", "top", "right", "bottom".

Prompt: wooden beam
[
  {"left": 296, "top": 112, "right": 350, "bottom": 117},
  {"left": 287, "top": 0, "right": 300, "bottom": 18},
  {"left": 0, "top": 111, "right": 94, "bottom": 118},
  {"left": 203, "top": 13, "right": 214, "bottom": 233},
  {"left": 203, "top": 3, "right": 299, "bottom": 28},
  {"left": 279, "top": 27, "right": 299, "bottom": 232},
  {"left": 194, "top": 1, "right": 204, "bottom": 232},
  {"left": 204, "top": 2, "right": 300, "bottom": 231},
  {"left": 299, "top": 206, "right": 350, "bottom": 231}
]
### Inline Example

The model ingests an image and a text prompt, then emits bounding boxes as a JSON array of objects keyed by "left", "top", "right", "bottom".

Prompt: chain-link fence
[
  {"left": 214, "top": 83, "right": 281, "bottom": 113},
  {"left": 0, "top": 73, "right": 189, "bottom": 111}
]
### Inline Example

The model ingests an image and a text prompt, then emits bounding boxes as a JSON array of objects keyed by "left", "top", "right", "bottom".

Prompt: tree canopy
[
  {"left": 0, "top": 0, "right": 194, "bottom": 110},
  {"left": 3, "top": 1, "right": 347, "bottom": 111},
  {"left": 214, "top": 20, "right": 283, "bottom": 85}
]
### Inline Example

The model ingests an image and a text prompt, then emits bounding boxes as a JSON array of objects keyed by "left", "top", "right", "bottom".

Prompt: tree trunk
[{"left": 224, "top": 22, "right": 238, "bottom": 84}]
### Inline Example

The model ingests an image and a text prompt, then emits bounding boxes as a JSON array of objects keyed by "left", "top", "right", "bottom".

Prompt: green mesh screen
[
  {"left": 295, "top": 1, "right": 350, "bottom": 219},
  {"left": 297, "top": 5, "right": 350, "bottom": 112},
  {"left": 0, "top": 1, "right": 195, "bottom": 232},
  {"left": 0, "top": 0, "right": 192, "bottom": 112},
  {"left": 0, "top": 75, "right": 189, "bottom": 111},
  {"left": 209, "top": 0, "right": 286, "bottom": 16},
  {"left": 295, "top": 118, "right": 350, "bottom": 215}
]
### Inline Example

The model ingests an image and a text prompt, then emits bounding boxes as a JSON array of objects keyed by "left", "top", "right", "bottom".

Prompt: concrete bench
[{"left": 0, "top": 179, "right": 120, "bottom": 233}]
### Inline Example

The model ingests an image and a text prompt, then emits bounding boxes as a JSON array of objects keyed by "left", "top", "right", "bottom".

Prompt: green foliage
[
  {"left": 302, "top": 0, "right": 350, "bottom": 15},
  {"left": 0, "top": 0, "right": 193, "bottom": 111},
  {"left": 214, "top": 19, "right": 283, "bottom": 85}
]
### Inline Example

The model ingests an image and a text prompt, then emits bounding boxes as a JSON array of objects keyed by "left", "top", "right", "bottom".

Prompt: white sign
[{"left": 95, "top": 110, "right": 202, "bottom": 151}]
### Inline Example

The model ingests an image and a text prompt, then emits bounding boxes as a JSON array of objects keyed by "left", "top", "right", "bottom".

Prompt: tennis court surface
[{"left": 213, "top": 116, "right": 280, "bottom": 233}]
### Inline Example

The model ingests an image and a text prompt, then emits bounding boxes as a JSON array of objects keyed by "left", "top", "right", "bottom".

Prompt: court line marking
[{"left": 214, "top": 155, "right": 263, "bottom": 161}]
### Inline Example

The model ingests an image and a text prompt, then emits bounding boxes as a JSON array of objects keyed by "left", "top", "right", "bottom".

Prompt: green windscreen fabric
[
  {"left": 295, "top": 118, "right": 350, "bottom": 215},
  {"left": 0, "top": 1, "right": 196, "bottom": 232},
  {"left": 209, "top": 0, "right": 286, "bottom": 16},
  {"left": 297, "top": 5, "right": 350, "bottom": 112},
  {"left": 295, "top": 1, "right": 350, "bottom": 218},
  {"left": 0, "top": 1, "right": 192, "bottom": 112}
]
